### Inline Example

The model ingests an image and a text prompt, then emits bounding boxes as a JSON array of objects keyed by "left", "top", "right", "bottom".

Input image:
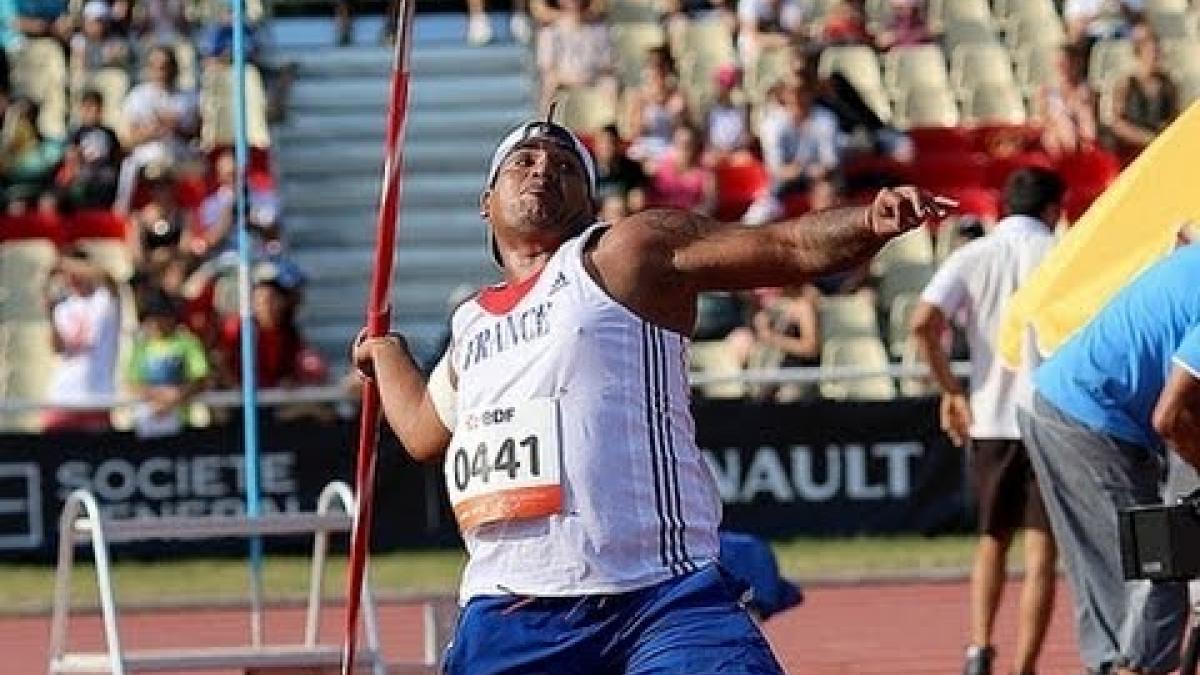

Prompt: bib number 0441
[{"left": 451, "top": 435, "right": 541, "bottom": 492}]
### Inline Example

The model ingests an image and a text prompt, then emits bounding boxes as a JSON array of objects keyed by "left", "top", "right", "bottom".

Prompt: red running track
[{"left": 0, "top": 578, "right": 1081, "bottom": 674}]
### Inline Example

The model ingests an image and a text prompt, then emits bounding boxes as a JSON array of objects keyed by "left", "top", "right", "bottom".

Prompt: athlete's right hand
[
  {"left": 939, "top": 392, "right": 973, "bottom": 447},
  {"left": 351, "top": 328, "right": 407, "bottom": 379}
]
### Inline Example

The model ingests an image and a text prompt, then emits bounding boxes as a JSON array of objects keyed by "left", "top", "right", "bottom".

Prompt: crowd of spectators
[
  {"left": 1, "top": 0, "right": 324, "bottom": 435},
  {"left": 530, "top": 0, "right": 1197, "bottom": 402}
]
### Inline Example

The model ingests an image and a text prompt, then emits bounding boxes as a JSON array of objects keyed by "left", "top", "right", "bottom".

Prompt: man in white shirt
[
  {"left": 43, "top": 249, "right": 120, "bottom": 431},
  {"left": 911, "top": 167, "right": 1066, "bottom": 675}
]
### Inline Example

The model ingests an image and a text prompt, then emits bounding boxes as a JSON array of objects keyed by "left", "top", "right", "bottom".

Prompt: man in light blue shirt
[{"left": 1020, "top": 242, "right": 1200, "bottom": 675}]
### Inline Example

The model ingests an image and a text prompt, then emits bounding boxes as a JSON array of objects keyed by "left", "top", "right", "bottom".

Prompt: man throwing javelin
[{"left": 353, "top": 115, "right": 952, "bottom": 674}]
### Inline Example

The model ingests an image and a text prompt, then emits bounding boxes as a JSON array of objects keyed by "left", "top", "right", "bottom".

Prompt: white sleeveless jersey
[{"left": 446, "top": 223, "right": 721, "bottom": 602}]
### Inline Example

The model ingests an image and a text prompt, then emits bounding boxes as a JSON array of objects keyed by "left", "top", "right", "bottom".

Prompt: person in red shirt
[{"left": 215, "top": 263, "right": 325, "bottom": 389}]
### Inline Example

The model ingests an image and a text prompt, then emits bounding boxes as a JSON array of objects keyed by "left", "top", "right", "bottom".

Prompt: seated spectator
[
  {"left": 646, "top": 123, "right": 715, "bottom": 213},
  {"left": 129, "top": 0, "right": 190, "bottom": 48},
  {"left": 127, "top": 172, "right": 191, "bottom": 275},
  {"left": 592, "top": 124, "right": 647, "bottom": 213},
  {"left": 736, "top": 0, "right": 810, "bottom": 64},
  {"left": 126, "top": 289, "right": 209, "bottom": 437},
  {"left": 625, "top": 48, "right": 690, "bottom": 162},
  {"left": 69, "top": 1, "right": 131, "bottom": 79},
  {"left": 13, "top": 0, "right": 72, "bottom": 41},
  {"left": 116, "top": 44, "right": 199, "bottom": 212},
  {"left": 213, "top": 262, "right": 326, "bottom": 389},
  {"left": 874, "top": 0, "right": 930, "bottom": 50},
  {"left": 727, "top": 284, "right": 821, "bottom": 401},
  {"left": 743, "top": 83, "right": 839, "bottom": 224},
  {"left": 1109, "top": 23, "right": 1178, "bottom": 161},
  {"left": 42, "top": 248, "right": 120, "bottom": 432},
  {"left": 535, "top": 0, "right": 616, "bottom": 109},
  {"left": 705, "top": 64, "right": 755, "bottom": 164},
  {"left": 1064, "top": 0, "right": 1143, "bottom": 49},
  {"left": 821, "top": 0, "right": 871, "bottom": 46},
  {"left": 192, "top": 150, "right": 280, "bottom": 259},
  {"left": 198, "top": 5, "right": 259, "bottom": 67},
  {"left": 55, "top": 90, "right": 122, "bottom": 209},
  {"left": 1, "top": 96, "right": 64, "bottom": 214},
  {"left": 1035, "top": 45, "right": 1098, "bottom": 157}
]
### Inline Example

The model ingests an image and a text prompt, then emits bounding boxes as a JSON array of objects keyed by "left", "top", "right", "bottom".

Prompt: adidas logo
[{"left": 549, "top": 272, "right": 570, "bottom": 295}]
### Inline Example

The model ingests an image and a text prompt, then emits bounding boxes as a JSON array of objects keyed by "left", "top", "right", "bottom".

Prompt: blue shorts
[{"left": 443, "top": 564, "right": 785, "bottom": 675}]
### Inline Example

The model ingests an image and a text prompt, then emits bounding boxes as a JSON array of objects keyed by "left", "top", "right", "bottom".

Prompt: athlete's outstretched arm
[
  {"left": 353, "top": 335, "right": 452, "bottom": 463},
  {"left": 663, "top": 186, "right": 949, "bottom": 291}
]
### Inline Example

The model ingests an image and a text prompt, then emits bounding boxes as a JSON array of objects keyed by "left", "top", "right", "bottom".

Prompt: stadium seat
[
  {"left": 878, "top": 262, "right": 935, "bottom": 313},
  {"left": 883, "top": 44, "right": 951, "bottom": 100},
  {"left": 714, "top": 160, "right": 769, "bottom": 221},
  {"left": 611, "top": 23, "right": 667, "bottom": 87},
  {"left": 1144, "top": 0, "right": 1190, "bottom": 11},
  {"left": 0, "top": 240, "right": 58, "bottom": 323},
  {"left": 0, "top": 321, "right": 54, "bottom": 431},
  {"left": 1163, "top": 39, "right": 1200, "bottom": 80},
  {"left": 942, "top": 20, "right": 1001, "bottom": 54},
  {"left": 674, "top": 20, "right": 737, "bottom": 113},
  {"left": 1004, "top": 9, "right": 1066, "bottom": 49},
  {"left": 75, "top": 67, "right": 131, "bottom": 131},
  {"left": 818, "top": 45, "right": 892, "bottom": 121},
  {"left": 1177, "top": 70, "right": 1200, "bottom": 106},
  {"left": 818, "top": 293, "right": 881, "bottom": 341},
  {"left": 607, "top": 0, "right": 659, "bottom": 23},
  {"left": 951, "top": 43, "right": 1017, "bottom": 99},
  {"left": 893, "top": 85, "right": 960, "bottom": 128},
  {"left": 963, "top": 82, "right": 1027, "bottom": 125},
  {"left": 0, "top": 213, "right": 64, "bottom": 243},
  {"left": 689, "top": 339, "right": 746, "bottom": 399},
  {"left": 1057, "top": 147, "right": 1121, "bottom": 221},
  {"left": 1014, "top": 43, "right": 1062, "bottom": 99},
  {"left": 67, "top": 210, "right": 127, "bottom": 241},
  {"left": 819, "top": 336, "right": 897, "bottom": 401},
  {"left": 744, "top": 46, "right": 791, "bottom": 105},
  {"left": 557, "top": 85, "right": 619, "bottom": 134},
  {"left": 886, "top": 292, "right": 922, "bottom": 358},
  {"left": 897, "top": 337, "right": 939, "bottom": 397},
  {"left": 903, "top": 153, "right": 988, "bottom": 191},
  {"left": 872, "top": 228, "right": 934, "bottom": 277},
  {"left": 906, "top": 126, "right": 973, "bottom": 154},
  {"left": 993, "top": 0, "right": 1057, "bottom": 25},
  {"left": 201, "top": 62, "right": 271, "bottom": 150},
  {"left": 928, "top": 0, "right": 995, "bottom": 33},
  {"left": 1147, "top": 10, "right": 1197, "bottom": 39},
  {"left": 11, "top": 37, "right": 69, "bottom": 138},
  {"left": 864, "top": 0, "right": 895, "bottom": 34},
  {"left": 1088, "top": 39, "right": 1134, "bottom": 91}
]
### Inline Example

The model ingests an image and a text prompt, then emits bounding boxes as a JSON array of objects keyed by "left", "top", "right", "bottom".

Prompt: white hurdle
[{"left": 46, "top": 480, "right": 392, "bottom": 674}]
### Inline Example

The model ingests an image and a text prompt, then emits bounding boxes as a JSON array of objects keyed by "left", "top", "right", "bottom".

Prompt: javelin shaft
[{"left": 341, "top": 0, "right": 416, "bottom": 672}]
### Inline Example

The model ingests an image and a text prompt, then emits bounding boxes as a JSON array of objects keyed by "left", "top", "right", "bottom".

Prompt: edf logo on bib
[{"left": 464, "top": 407, "right": 516, "bottom": 431}]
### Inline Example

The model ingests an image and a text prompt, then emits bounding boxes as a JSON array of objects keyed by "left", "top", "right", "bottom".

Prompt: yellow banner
[{"left": 997, "top": 101, "right": 1200, "bottom": 368}]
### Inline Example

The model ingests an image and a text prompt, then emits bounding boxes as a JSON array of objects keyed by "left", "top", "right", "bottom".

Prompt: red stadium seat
[
  {"left": 940, "top": 187, "right": 1001, "bottom": 222},
  {"left": 0, "top": 212, "right": 65, "bottom": 243},
  {"left": 908, "top": 127, "right": 974, "bottom": 156},
  {"left": 904, "top": 153, "right": 990, "bottom": 192},
  {"left": 972, "top": 124, "right": 1041, "bottom": 156},
  {"left": 985, "top": 151, "right": 1053, "bottom": 190},
  {"left": 1056, "top": 147, "right": 1121, "bottom": 222},
  {"left": 714, "top": 160, "right": 768, "bottom": 222},
  {"left": 67, "top": 210, "right": 127, "bottom": 241}
]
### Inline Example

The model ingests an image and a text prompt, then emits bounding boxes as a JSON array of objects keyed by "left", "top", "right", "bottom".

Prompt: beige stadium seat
[
  {"left": 674, "top": 20, "right": 737, "bottom": 112},
  {"left": 1005, "top": 9, "right": 1066, "bottom": 48},
  {"left": 1177, "top": 70, "right": 1200, "bottom": 105},
  {"left": 993, "top": 0, "right": 1057, "bottom": 25},
  {"left": 0, "top": 321, "right": 55, "bottom": 431},
  {"left": 11, "top": 37, "right": 69, "bottom": 138},
  {"left": 878, "top": 262, "right": 935, "bottom": 314},
  {"left": 951, "top": 43, "right": 1017, "bottom": 98},
  {"left": 201, "top": 62, "right": 272, "bottom": 149},
  {"left": 1145, "top": 0, "right": 1190, "bottom": 11},
  {"left": 894, "top": 85, "right": 960, "bottom": 128},
  {"left": 819, "top": 336, "right": 897, "bottom": 401},
  {"left": 75, "top": 238, "right": 134, "bottom": 284},
  {"left": 607, "top": 0, "right": 658, "bottom": 23},
  {"left": 963, "top": 82, "right": 1027, "bottom": 124},
  {"left": 744, "top": 46, "right": 791, "bottom": 105},
  {"left": 897, "top": 337, "right": 939, "bottom": 397},
  {"left": 943, "top": 20, "right": 1001, "bottom": 54},
  {"left": 886, "top": 292, "right": 922, "bottom": 358},
  {"left": 872, "top": 227, "right": 934, "bottom": 276},
  {"left": 1088, "top": 39, "right": 1134, "bottom": 91},
  {"left": 557, "top": 85, "right": 618, "bottom": 132},
  {"left": 864, "top": 0, "right": 894, "bottom": 34},
  {"left": 611, "top": 22, "right": 667, "bottom": 87},
  {"left": 1163, "top": 39, "right": 1200, "bottom": 79},
  {"left": 689, "top": 339, "right": 747, "bottom": 399},
  {"left": 819, "top": 293, "right": 881, "bottom": 341},
  {"left": 928, "top": 0, "right": 994, "bottom": 33},
  {"left": 818, "top": 45, "right": 892, "bottom": 121},
  {"left": 0, "top": 240, "right": 58, "bottom": 323},
  {"left": 1015, "top": 43, "right": 1062, "bottom": 98},
  {"left": 883, "top": 44, "right": 951, "bottom": 99},
  {"left": 78, "top": 68, "right": 132, "bottom": 131},
  {"left": 1148, "top": 11, "right": 1197, "bottom": 39}
]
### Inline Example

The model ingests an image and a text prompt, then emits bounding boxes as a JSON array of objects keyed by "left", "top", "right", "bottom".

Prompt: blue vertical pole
[{"left": 230, "top": 0, "right": 264, "bottom": 646}]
